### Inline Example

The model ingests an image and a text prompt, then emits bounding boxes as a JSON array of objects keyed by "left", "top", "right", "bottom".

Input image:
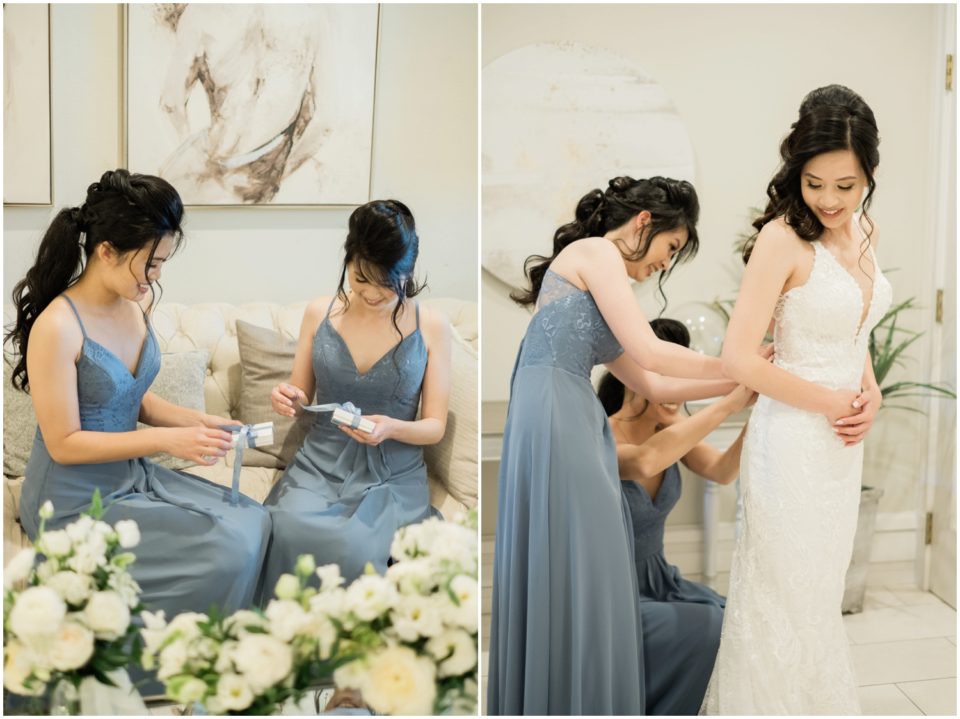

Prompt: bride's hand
[
  {"left": 825, "top": 390, "right": 861, "bottom": 426},
  {"left": 271, "top": 383, "right": 307, "bottom": 418},
  {"left": 833, "top": 386, "right": 881, "bottom": 446}
]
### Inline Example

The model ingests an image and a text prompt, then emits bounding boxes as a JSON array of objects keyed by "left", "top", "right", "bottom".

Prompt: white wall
[
  {"left": 481, "top": 3, "right": 950, "bottom": 518},
  {"left": 3, "top": 3, "right": 478, "bottom": 304}
]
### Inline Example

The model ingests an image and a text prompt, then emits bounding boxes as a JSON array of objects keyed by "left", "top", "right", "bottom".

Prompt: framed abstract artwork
[
  {"left": 125, "top": 4, "right": 379, "bottom": 206},
  {"left": 3, "top": 4, "right": 52, "bottom": 206}
]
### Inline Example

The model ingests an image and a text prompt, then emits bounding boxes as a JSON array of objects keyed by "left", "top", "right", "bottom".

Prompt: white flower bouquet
[
  {"left": 144, "top": 510, "right": 479, "bottom": 715},
  {"left": 3, "top": 490, "right": 145, "bottom": 713},
  {"left": 331, "top": 509, "right": 479, "bottom": 715},
  {"left": 139, "top": 552, "right": 352, "bottom": 715}
]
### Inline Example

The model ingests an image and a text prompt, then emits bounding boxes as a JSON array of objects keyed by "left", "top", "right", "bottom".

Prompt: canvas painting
[
  {"left": 126, "top": 4, "right": 378, "bottom": 206},
  {"left": 3, "top": 4, "right": 52, "bottom": 205}
]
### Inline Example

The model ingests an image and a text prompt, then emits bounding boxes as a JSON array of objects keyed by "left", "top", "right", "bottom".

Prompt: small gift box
[
  {"left": 330, "top": 407, "right": 375, "bottom": 434},
  {"left": 222, "top": 422, "right": 275, "bottom": 448}
]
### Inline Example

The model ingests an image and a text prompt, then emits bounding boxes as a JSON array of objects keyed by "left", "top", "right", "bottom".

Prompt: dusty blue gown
[
  {"left": 490, "top": 270, "right": 714, "bottom": 715},
  {"left": 19, "top": 296, "right": 272, "bottom": 618},
  {"left": 622, "top": 465, "right": 725, "bottom": 714},
  {"left": 258, "top": 299, "right": 430, "bottom": 600}
]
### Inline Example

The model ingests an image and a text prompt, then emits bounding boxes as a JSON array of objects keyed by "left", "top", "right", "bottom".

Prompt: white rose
[
  {"left": 66, "top": 547, "right": 102, "bottom": 575},
  {"left": 171, "top": 676, "right": 208, "bottom": 704},
  {"left": 216, "top": 673, "right": 254, "bottom": 712},
  {"left": 35, "top": 559, "right": 58, "bottom": 582},
  {"left": 359, "top": 646, "right": 437, "bottom": 716},
  {"left": 386, "top": 559, "right": 436, "bottom": 595},
  {"left": 113, "top": 519, "right": 141, "bottom": 548},
  {"left": 273, "top": 573, "right": 300, "bottom": 601},
  {"left": 214, "top": 640, "right": 239, "bottom": 673},
  {"left": 38, "top": 500, "right": 55, "bottom": 520},
  {"left": 315, "top": 564, "right": 344, "bottom": 591},
  {"left": 3, "top": 640, "right": 45, "bottom": 696},
  {"left": 295, "top": 554, "right": 316, "bottom": 577},
  {"left": 157, "top": 639, "right": 188, "bottom": 680},
  {"left": 425, "top": 628, "right": 477, "bottom": 677},
  {"left": 9, "top": 586, "right": 66, "bottom": 642},
  {"left": 298, "top": 611, "right": 338, "bottom": 660},
  {"left": 83, "top": 591, "right": 130, "bottom": 640},
  {"left": 309, "top": 587, "right": 348, "bottom": 626},
  {"left": 233, "top": 634, "right": 293, "bottom": 693},
  {"left": 445, "top": 575, "right": 479, "bottom": 632},
  {"left": 48, "top": 619, "right": 95, "bottom": 671},
  {"left": 46, "top": 571, "right": 93, "bottom": 606},
  {"left": 37, "top": 529, "right": 72, "bottom": 558},
  {"left": 64, "top": 514, "right": 93, "bottom": 543},
  {"left": 107, "top": 569, "right": 141, "bottom": 608},
  {"left": 167, "top": 611, "right": 207, "bottom": 641},
  {"left": 225, "top": 609, "right": 267, "bottom": 637},
  {"left": 80, "top": 529, "right": 108, "bottom": 558},
  {"left": 333, "top": 658, "right": 367, "bottom": 690},
  {"left": 265, "top": 599, "right": 309, "bottom": 642},
  {"left": 390, "top": 594, "right": 444, "bottom": 642},
  {"left": 4, "top": 548, "right": 36, "bottom": 588},
  {"left": 345, "top": 575, "right": 399, "bottom": 622}
]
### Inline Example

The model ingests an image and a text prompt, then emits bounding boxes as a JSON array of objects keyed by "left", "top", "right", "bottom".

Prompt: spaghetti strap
[
  {"left": 414, "top": 301, "right": 420, "bottom": 330},
  {"left": 324, "top": 295, "right": 338, "bottom": 319},
  {"left": 60, "top": 295, "right": 88, "bottom": 338}
]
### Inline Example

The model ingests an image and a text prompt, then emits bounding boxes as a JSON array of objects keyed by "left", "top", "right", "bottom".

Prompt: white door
[{"left": 926, "top": 4, "right": 956, "bottom": 608}]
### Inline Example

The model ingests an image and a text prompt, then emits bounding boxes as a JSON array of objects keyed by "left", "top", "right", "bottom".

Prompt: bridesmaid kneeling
[
  {"left": 598, "top": 318, "right": 757, "bottom": 714},
  {"left": 11, "top": 169, "right": 271, "bottom": 619},
  {"left": 260, "top": 200, "right": 452, "bottom": 598}
]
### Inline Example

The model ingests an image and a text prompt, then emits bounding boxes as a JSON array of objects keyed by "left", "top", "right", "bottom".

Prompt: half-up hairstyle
[
  {"left": 512, "top": 176, "right": 700, "bottom": 308},
  {"left": 7, "top": 169, "right": 184, "bottom": 390},
  {"left": 598, "top": 318, "right": 691, "bottom": 417},
  {"left": 334, "top": 199, "right": 425, "bottom": 349},
  {"left": 743, "top": 84, "right": 880, "bottom": 264}
]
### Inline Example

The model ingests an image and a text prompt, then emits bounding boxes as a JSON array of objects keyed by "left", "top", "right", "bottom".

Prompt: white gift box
[
  {"left": 331, "top": 408, "right": 375, "bottom": 434},
  {"left": 224, "top": 422, "right": 275, "bottom": 448}
]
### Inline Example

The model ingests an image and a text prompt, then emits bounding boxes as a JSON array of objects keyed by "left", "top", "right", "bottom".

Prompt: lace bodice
[
  {"left": 516, "top": 270, "right": 624, "bottom": 379},
  {"left": 57, "top": 296, "right": 161, "bottom": 433},
  {"left": 773, "top": 241, "right": 892, "bottom": 390},
  {"left": 312, "top": 306, "right": 427, "bottom": 423}
]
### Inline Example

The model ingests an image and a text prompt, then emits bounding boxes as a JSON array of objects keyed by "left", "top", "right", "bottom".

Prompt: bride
[{"left": 701, "top": 85, "right": 891, "bottom": 714}]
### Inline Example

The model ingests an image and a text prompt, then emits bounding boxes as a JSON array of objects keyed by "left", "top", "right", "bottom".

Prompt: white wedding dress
[{"left": 701, "top": 236, "right": 892, "bottom": 715}]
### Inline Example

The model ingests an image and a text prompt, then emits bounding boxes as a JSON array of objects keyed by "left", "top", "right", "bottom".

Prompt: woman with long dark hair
[
  {"left": 9, "top": 169, "right": 271, "bottom": 620},
  {"left": 488, "top": 176, "right": 740, "bottom": 715},
  {"left": 259, "top": 199, "right": 452, "bottom": 596},
  {"left": 701, "top": 85, "right": 890, "bottom": 714}
]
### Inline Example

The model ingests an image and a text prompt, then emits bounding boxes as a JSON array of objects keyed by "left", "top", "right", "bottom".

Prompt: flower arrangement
[
  {"left": 3, "top": 490, "right": 144, "bottom": 712},
  {"left": 143, "top": 510, "right": 479, "bottom": 715}
]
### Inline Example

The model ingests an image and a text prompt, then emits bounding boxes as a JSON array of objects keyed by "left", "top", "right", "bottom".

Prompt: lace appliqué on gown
[{"left": 701, "top": 239, "right": 892, "bottom": 715}]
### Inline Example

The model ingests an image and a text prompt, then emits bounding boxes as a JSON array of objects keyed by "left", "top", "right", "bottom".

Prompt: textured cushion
[
  {"left": 423, "top": 333, "right": 478, "bottom": 507},
  {"left": 235, "top": 320, "right": 312, "bottom": 467},
  {"left": 3, "top": 361, "right": 36, "bottom": 478},
  {"left": 139, "top": 351, "right": 210, "bottom": 470}
]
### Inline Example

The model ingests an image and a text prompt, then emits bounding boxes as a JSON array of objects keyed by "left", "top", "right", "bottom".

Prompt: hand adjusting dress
[
  {"left": 489, "top": 270, "right": 729, "bottom": 715},
  {"left": 20, "top": 295, "right": 272, "bottom": 617},
  {"left": 259, "top": 299, "right": 430, "bottom": 599},
  {"left": 701, "top": 238, "right": 892, "bottom": 715}
]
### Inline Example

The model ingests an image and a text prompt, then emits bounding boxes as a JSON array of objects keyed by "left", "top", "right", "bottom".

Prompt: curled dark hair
[
  {"left": 512, "top": 176, "right": 700, "bottom": 308},
  {"left": 334, "top": 199, "right": 425, "bottom": 354},
  {"left": 743, "top": 84, "right": 880, "bottom": 263},
  {"left": 7, "top": 169, "right": 184, "bottom": 391},
  {"left": 598, "top": 318, "right": 690, "bottom": 417}
]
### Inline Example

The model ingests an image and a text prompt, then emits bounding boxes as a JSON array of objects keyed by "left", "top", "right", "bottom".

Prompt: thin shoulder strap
[
  {"left": 325, "top": 295, "right": 338, "bottom": 319},
  {"left": 414, "top": 301, "right": 420, "bottom": 330},
  {"left": 60, "top": 295, "right": 88, "bottom": 338}
]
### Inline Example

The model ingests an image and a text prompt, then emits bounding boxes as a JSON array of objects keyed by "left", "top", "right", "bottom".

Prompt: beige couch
[{"left": 3, "top": 299, "right": 478, "bottom": 563}]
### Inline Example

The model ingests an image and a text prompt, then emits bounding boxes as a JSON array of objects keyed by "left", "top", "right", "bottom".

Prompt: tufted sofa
[{"left": 3, "top": 298, "right": 478, "bottom": 564}]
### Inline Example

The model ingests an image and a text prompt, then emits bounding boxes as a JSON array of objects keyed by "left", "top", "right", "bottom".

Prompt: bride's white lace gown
[{"left": 701, "top": 237, "right": 892, "bottom": 715}]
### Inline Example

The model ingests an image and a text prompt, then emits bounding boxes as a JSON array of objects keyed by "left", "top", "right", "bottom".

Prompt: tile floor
[{"left": 480, "top": 538, "right": 957, "bottom": 716}]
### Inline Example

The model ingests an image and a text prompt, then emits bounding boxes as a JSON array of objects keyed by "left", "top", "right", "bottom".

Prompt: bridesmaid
[
  {"left": 260, "top": 200, "right": 452, "bottom": 597},
  {"left": 10, "top": 169, "right": 271, "bottom": 619},
  {"left": 598, "top": 318, "right": 757, "bottom": 714}
]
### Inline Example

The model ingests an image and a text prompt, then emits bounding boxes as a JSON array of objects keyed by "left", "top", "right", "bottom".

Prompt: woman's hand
[
  {"left": 825, "top": 389, "right": 861, "bottom": 426},
  {"left": 197, "top": 412, "right": 235, "bottom": 429},
  {"left": 725, "top": 384, "right": 758, "bottom": 413},
  {"left": 271, "top": 382, "right": 308, "bottom": 418},
  {"left": 162, "top": 426, "right": 233, "bottom": 466},
  {"left": 833, "top": 385, "right": 881, "bottom": 446},
  {"left": 339, "top": 415, "right": 396, "bottom": 446}
]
